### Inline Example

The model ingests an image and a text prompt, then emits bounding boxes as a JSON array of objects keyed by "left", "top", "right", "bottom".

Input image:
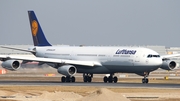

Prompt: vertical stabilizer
[{"left": 28, "top": 11, "right": 51, "bottom": 46}]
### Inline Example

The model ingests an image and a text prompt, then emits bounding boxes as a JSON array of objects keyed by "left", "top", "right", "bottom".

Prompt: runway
[
  {"left": 1, "top": 68, "right": 180, "bottom": 89},
  {"left": 0, "top": 81, "right": 180, "bottom": 89},
  {"left": 1, "top": 68, "right": 180, "bottom": 100}
]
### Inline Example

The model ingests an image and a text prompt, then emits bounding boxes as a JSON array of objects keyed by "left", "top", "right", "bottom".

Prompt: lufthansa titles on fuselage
[
  {"left": 46, "top": 49, "right": 55, "bottom": 51},
  {"left": 115, "top": 49, "right": 136, "bottom": 55}
]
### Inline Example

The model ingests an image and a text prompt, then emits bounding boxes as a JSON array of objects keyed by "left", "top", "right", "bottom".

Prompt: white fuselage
[{"left": 35, "top": 46, "right": 163, "bottom": 74}]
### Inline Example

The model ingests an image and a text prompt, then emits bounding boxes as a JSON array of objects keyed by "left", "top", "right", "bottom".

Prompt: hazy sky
[{"left": 0, "top": 0, "right": 180, "bottom": 46}]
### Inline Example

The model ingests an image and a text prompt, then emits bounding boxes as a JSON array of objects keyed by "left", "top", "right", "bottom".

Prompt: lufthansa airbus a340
[{"left": 0, "top": 11, "right": 179, "bottom": 83}]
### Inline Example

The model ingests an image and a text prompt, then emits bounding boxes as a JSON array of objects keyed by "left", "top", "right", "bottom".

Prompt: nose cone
[{"left": 153, "top": 58, "right": 163, "bottom": 67}]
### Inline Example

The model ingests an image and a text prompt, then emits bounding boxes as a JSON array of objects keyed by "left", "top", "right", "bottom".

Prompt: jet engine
[
  {"left": 57, "top": 65, "right": 77, "bottom": 76},
  {"left": 1, "top": 60, "right": 21, "bottom": 71},
  {"left": 160, "top": 60, "right": 176, "bottom": 70}
]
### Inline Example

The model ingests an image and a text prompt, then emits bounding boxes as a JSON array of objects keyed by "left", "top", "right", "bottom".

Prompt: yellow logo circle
[{"left": 31, "top": 20, "right": 38, "bottom": 36}]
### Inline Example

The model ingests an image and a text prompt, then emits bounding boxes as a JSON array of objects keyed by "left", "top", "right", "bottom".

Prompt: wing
[
  {"left": 0, "top": 55, "right": 102, "bottom": 67},
  {"left": 1, "top": 46, "right": 35, "bottom": 53},
  {"left": 161, "top": 54, "right": 180, "bottom": 59}
]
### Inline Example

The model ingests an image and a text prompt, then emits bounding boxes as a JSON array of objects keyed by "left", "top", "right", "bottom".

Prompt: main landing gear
[
  {"left": 61, "top": 76, "right": 75, "bottom": 82},
  {"left": 83, "top": 73, "right": 93, "bottom": 82},
  {"left": 83, "top": 73, "right": 118, "bottom": 83},
  {"left": 103, "top": 74, "right": 118, "bottom": 83},
  {"left": 142, "top": 72, "right": 149, "bottom": 84}
]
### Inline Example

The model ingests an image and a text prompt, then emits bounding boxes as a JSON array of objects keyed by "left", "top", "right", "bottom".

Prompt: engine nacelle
[
  {"left": 160, "top": 60, "right": 176, "bottom": 70},
  {"left": 57, "top": 65, "right": 77, "bottom": 76},
  {"left": 1, "top": 60, "right": 21, "bottom": 71}
]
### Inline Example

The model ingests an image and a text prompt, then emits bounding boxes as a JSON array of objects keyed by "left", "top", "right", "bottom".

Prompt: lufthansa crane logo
[{"left": 31, "top": 20, "right": 38, "bottom": 36}]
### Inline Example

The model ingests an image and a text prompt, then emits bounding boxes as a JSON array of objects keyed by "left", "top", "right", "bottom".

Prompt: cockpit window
[
  {"left": 147, "top": 54, "right": 160, "bottom": 58},
  {"left": 147, "top": 54, "right": 152, "bottom": 58}
]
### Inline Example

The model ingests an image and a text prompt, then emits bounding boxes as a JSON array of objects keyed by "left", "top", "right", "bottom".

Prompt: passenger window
[
  {"left": 153, "top": 55, "right": 157, "bottom": 57},
  {"left": 148, "top": 55, "right": 160, "bottom": 58}
]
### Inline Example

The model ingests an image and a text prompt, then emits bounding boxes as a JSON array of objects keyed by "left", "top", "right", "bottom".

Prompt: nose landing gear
[{"left": 142, "top": 72, "right": 149, "bottom": 84}]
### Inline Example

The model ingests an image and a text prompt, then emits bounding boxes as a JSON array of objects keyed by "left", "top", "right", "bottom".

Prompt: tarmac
[{"left": 0, "top": 67, "right": 180, "bottom": 101}]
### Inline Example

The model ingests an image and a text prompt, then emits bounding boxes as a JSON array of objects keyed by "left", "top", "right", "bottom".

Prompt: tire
[
  {"left": 113, "top": 76, "right": 118, "bottom": 83},
  {"left": 83, "top": 76, "right": 88, "bottom": 82},
  {"left": 71, "top": 76, "right": 75, "bottom": 82},
  {"left": 66, "top": 76, "right": 70, "bottom": 82},
  {"left": 61, "top": 76, "right": 66, "bottom": 83},
  {"left": 88, "top": 76, "right": 92, "bottom": 82},
  {"left": 142, "top": 78, "right": 146, "bottom": 83},
  {"left": 103, "top": 76, "right": 108, "bottom": 83},
  {"left": 108, "top": 76, "right": 113, "bottom": 83}
]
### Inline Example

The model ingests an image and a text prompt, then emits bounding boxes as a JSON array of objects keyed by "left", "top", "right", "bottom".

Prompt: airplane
[{"left": 0, "top": 11, "right": 179, "bottom": 83}]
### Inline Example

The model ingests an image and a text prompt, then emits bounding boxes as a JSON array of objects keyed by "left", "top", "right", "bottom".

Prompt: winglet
[{"left": 28, "top": 11, "right": 52, "bottom": 46}]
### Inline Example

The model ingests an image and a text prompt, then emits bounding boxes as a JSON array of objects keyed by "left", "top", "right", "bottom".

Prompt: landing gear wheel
[
  {"left": 113, "top": 76, "right": 118, "bottom": 83},
  {"left": 83, "top": 76, "right": 92, "bottom": 82},
  {"left": 103, "top": 76, "right": 108, "bottom": 83},
  {"left": 142, "top": 78, "right": 145, "bottom": 83},
  {"left": 71, "top": 76, "right": 75, "bottom": 82},
  {"left": 87, "top": 76, "right": 92, "bottom": 82},
  {"left": 61, "top": 76, "right": 66, "bottom": 82},
  {"left": 103, "top": 74, "right": 118, "bottom": 83},
  {"left": 108, "top": 76, "right": 113, "bottom": 83},
  {"left": 66, "top": 76, "right": 70, "bottom": 82},
  {"left": 142, "top": 78, "right": 149, "bottom": 83},
  {"left": 61, "top": 76, "right": 76, "bottom": 83},
  {"left": 83, "top": 73, "right": 93, "bottom": 82},
  {"left": 83, "top": 76, "right": 88, "bottom": 82},
  {"left": 142, "top": 72, "right": 150, "bottom": 84}
]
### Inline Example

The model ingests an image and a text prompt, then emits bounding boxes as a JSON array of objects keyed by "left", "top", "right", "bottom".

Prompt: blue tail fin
[{"left": 28, "top": 11, "right": 51, "bottom": 46}]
